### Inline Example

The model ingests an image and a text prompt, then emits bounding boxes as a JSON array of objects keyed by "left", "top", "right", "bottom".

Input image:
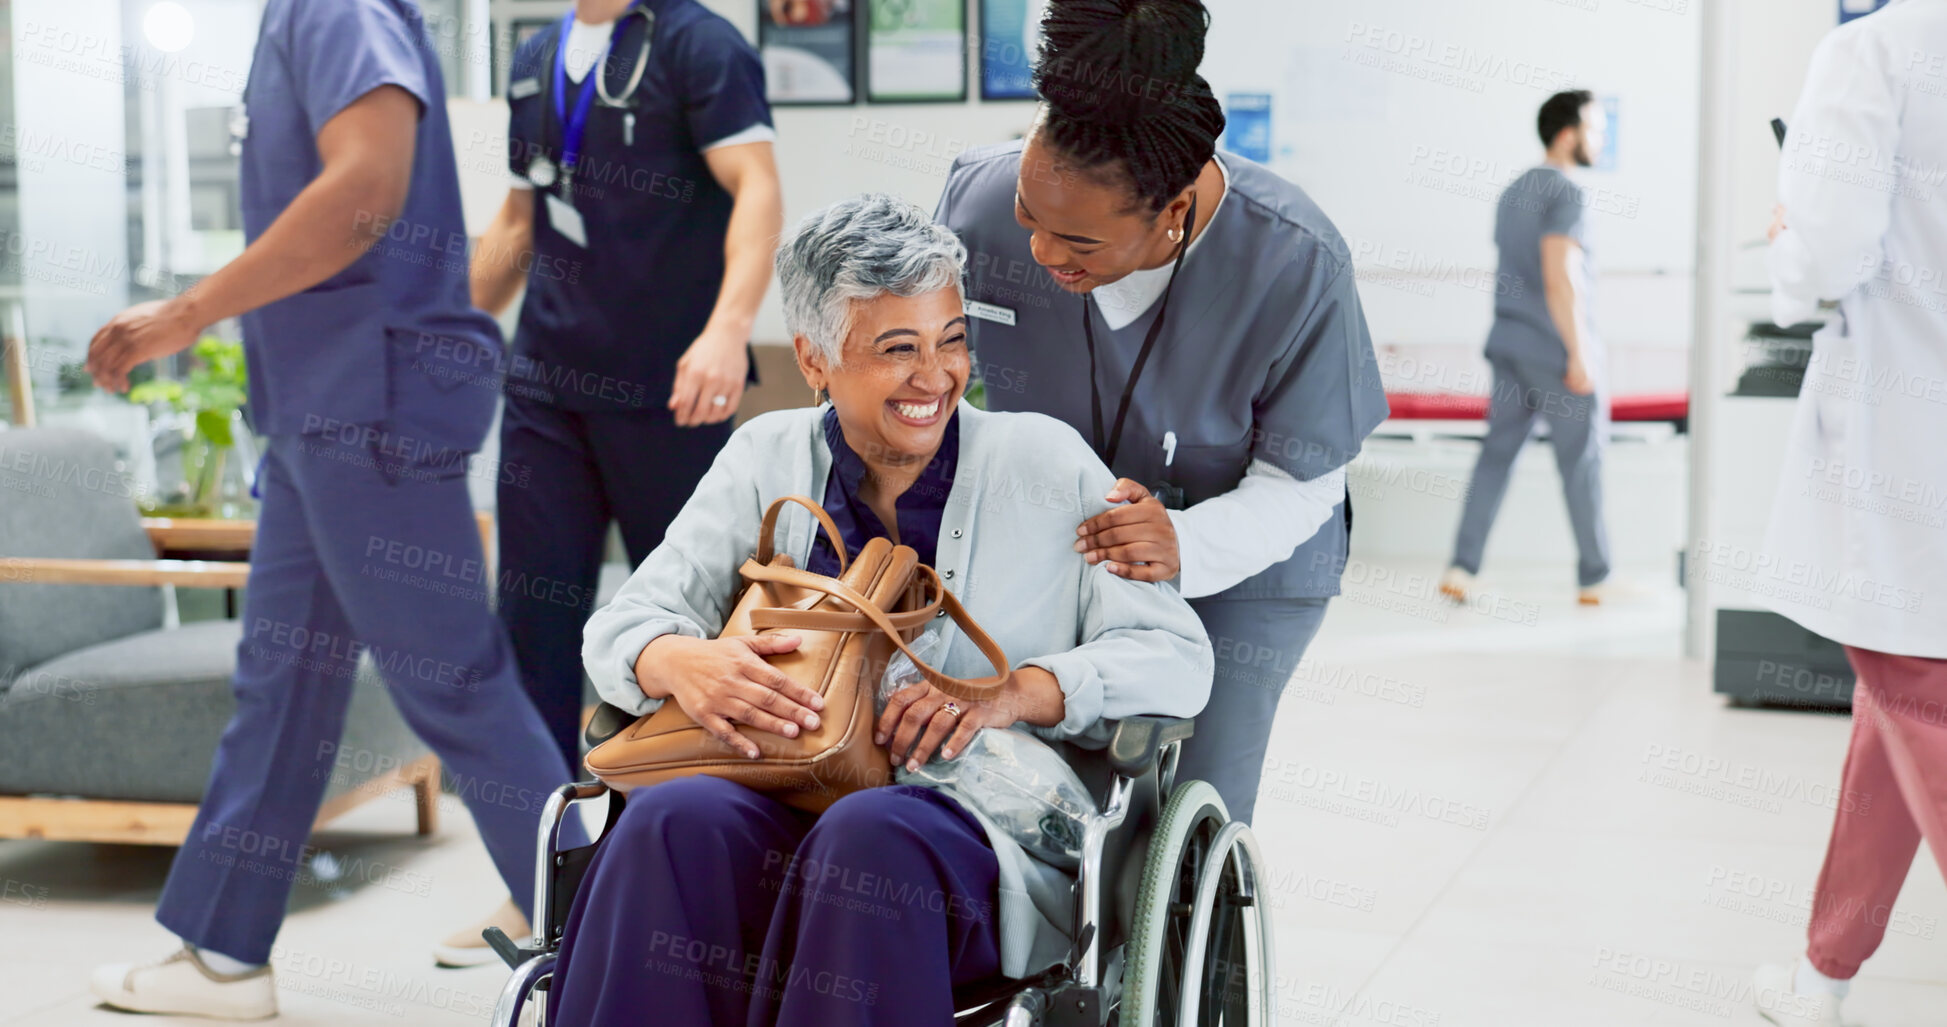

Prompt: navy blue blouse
[{"left": 806, "top": 406, "right": 959, "bottom": 576}]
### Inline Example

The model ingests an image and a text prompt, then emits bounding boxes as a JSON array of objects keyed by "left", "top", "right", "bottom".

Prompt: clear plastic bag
[{"left": 878, "top": 634, "right": 1095, "bottom": 868}]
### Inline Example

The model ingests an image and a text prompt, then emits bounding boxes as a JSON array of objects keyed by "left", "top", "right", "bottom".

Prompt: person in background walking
[{"left": 1440, "top": 89, "right": 1612, "bottom": 607}]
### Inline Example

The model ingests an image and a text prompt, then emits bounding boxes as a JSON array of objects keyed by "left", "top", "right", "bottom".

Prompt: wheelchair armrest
[
  {"left": 584, "top": 702, "right": 637, "bottom": 748},
  {"left": 1105, "top": 715, "right": 1194, "bottom": 779}
]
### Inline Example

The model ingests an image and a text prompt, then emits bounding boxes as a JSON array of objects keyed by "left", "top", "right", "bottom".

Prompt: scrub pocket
[
  {"left": 251, "top": 279, "right": 390, "bottom": 435},
  {"left": 1168, "top": 437, "right": 1253, "bottom": 507},
  {"left": 390, "top": 325, "right": 501, "bottom": 394},
  {"left": 383, "top": 326, "right": 501, "bottom": 458}
]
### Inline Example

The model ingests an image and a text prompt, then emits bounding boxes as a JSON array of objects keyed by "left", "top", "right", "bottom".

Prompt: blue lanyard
[{"left": 551, "top": 5, "right": 638, "bottom": 178}]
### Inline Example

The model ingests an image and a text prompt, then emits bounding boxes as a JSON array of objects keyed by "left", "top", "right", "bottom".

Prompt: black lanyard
[{"left": 1081, "top": 194, "right": 1197, "bottom": 468}]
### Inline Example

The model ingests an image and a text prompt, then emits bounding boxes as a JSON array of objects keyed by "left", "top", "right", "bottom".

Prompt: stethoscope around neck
[
  {"left": 591, "top": 4, "right": 654, "bottom": 108},
  {"left": 537, "top": 2, "right": 655, "bottom": 188}
]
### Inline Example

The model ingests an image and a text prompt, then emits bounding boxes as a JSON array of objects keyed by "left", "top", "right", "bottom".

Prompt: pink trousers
[{"left": 1805, "top": 646, "right": 1947, "bottom": 978}]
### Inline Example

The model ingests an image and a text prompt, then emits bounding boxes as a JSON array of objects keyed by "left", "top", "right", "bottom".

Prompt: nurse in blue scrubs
[
  {"left": 84, "top": 0, "right": 577, "bottom": 1016},
  {"left": 936, "top": 0, "right": 1389, "bottom": 824},
  {"left": 469, "top": 0, "right": 782, "bottom": 791}
]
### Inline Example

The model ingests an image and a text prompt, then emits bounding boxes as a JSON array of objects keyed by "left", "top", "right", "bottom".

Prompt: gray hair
[{"left": 775, "top": 194, "right": 968, "bottom": 366}]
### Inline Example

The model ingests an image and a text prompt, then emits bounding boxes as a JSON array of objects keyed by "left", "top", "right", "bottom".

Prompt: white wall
[
  {"left": 697, "top": 0, "right": 1705, "bottom": 400},
  {"left": 1200, "top": 0, "right": 1702, "bottom": 397},
  {"left": 1727, "top": 1, "right": 1835, "bottom": 294}
]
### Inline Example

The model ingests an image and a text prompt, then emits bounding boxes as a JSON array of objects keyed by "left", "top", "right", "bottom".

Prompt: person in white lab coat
[{"left": 1751, "top": 3, "right": 1947, "bottom": 1024}]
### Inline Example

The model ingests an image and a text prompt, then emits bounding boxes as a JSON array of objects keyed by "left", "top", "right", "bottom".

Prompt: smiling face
[
  {"left": 795, "top": 287, "right": 970, "bottom": 468},
  {"left": 1014, "top": 130, "right": 1188, "bottom": 295}
]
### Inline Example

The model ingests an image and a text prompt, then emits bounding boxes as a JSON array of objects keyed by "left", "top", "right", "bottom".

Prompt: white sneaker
[
  {"left": 1753, "top": 962, "right": 1843, "bottom": 1027},
  {"left": 1577, "top": 582, "right": 1606, "bottom": 606},
  {"left": 1438, "top": 566, "right": 1473, "bottom": 603},
  {"left": 91, "top": 946, "right": 276, "bottom": 1020},
  {"left": 434, "top": 897, "right": 530, "bottom": 968}
]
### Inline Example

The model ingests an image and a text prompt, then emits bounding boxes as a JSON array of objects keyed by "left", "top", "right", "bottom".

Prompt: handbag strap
[
  {"left": 749, "top": 601, "right": 943, "bottom": 635},
  {"left": 756, "top": 495, "right": 850, "bottom": 576},
  {"left": 739, "top": 558, "right": 1011, "bottom": 703},
  {"left": 747, "top": 555, "right": 947, "bottom": 632}
]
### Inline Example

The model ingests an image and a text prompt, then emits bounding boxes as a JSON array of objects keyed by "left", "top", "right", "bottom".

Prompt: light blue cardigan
[{"left": 583, "top": 401, "right": 1214, "bottom": 977}]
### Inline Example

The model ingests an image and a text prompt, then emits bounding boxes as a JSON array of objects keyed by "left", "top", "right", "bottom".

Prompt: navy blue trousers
[
  {"left": 549, "top": 779, "right": 1002, "bottom": 1026},
  {"left": 496, "top": 395, "right": 731, "bottom": 770},
  {"left": 154, "top": 430, "right": 578, "bottom": 963}
]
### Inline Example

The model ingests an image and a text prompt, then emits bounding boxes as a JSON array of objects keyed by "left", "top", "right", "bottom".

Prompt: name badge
[
  {"left": 509, "top": 77, "right": 541, "bottom": 100},
  {"left": 545, "top": 192, "right": 588, "bottom": 248},
  {"left": 965, "top": 300, "right": 1017, "bottom": 326}
]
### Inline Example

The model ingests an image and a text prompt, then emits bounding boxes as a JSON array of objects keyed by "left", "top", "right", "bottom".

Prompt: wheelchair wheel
[{"left": 1119, "top": 781, "right": 1275, "bottom": 1027}]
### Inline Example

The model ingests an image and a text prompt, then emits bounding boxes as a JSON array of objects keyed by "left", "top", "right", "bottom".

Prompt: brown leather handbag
[{"left": 585, "top": 495, "right": 1013, "bottom": 813}]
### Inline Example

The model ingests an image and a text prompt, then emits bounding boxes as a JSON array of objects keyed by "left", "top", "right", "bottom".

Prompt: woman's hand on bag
[
  {"left": 1076, "top": 479, "right": 1180, "bottom": 583},
  {"left": 877, "top": 667, "right": 1066, "bottom": 772},
  {"left": 637, "top": 634, "right": 825, "bottom": 759}
]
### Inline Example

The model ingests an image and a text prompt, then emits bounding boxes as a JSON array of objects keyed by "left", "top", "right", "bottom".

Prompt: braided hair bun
[{"left": 1031, "top": 0, "right": 1226, "bottom": 213}]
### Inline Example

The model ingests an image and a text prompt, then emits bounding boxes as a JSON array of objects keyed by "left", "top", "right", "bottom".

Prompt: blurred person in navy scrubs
[
  {"left": 84, "top": 0, "right": 579, "bottom": 1016},
  {"left": 467, "top": 0, "right": 783, "bottom": 847}
]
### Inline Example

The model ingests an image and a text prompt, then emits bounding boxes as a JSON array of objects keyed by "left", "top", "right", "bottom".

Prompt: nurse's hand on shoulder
[
  {"left": 668, "top": 325, "right": 749, "bottom": 427},
  {"left": 87, "top": 299, "right": 201, "bottom": 393},
  {"left": 1076, "top": 479, "right": 1181, "bottom": 583}
]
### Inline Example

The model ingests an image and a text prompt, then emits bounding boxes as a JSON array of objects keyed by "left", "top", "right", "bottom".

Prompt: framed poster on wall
[
  {"left": 1223, "top": 93, "right": 1271, "bottom": 164},
  {"left": 979, "top": 0, "right": 1042, "bottom": 100},
  {"left": 759, "top": 0, "right": 858, "bottom": 105},
  {"left": 865, "top": 0, "right": 967, "bottom": 103}
]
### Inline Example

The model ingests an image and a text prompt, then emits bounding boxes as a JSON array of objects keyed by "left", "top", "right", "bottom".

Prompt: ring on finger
[{"left": 942, "top": 701, "right": 962, "bottom": 718}]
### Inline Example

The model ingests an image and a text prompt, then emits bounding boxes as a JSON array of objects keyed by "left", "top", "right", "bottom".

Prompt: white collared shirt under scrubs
[
  {"left": 1088, "top": 157, "right": 1349, "bottom": 598},
  {"left": 1764, "top": 0, "right": 1947, "bottom": 657}
]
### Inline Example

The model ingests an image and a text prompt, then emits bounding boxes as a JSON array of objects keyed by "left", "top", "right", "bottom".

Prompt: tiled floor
[{"left": 5, "top": 562, "right": 1943, "bottom": 1025}]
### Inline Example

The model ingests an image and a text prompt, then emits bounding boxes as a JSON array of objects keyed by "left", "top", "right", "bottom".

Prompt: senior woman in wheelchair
[{"left": 550, "top": 194, "right": 1214, "bottom": 1026}]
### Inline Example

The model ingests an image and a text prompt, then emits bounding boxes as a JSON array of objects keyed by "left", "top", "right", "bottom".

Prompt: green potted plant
[{"left": 128, "top": 335, "right": 248, "bottom": 517}]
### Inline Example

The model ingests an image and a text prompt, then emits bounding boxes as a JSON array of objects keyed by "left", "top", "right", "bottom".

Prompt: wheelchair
[{"left": 485, "top": 705, "right": 1276, "bottom": 1026}]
